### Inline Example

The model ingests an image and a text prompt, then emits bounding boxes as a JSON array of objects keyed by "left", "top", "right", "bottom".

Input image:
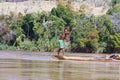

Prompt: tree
[
  {"left": 21, "top": 13, "right": 34, "bottom": 40},
  {"left": 56, "top": 0, "right": 74, "bottom": 12},
  {"left": 51, "top": 6, "right": 74, "bottom": 27},
  {"left": 108, "top": 33, "right": 120, "bottom": 53},
  {"left": 71, "top": 14, "right": 99, "bottom": 52},
  {"left": 107, "top": 4, "right": 120, "bottom": 15},
  {"left": 111, "top": 0, "right": 120, "bottom": 6}
]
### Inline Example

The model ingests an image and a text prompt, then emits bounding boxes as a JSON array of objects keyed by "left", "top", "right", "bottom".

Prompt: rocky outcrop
[
  {"left": 0, "top": 0, "right": 111, "bottom": 16},
  {"left": 0, "top": 1, "right": 57, "bottom": 15},
  {"left": 72, "top": 0, "right": 111, "bottom": 16}
]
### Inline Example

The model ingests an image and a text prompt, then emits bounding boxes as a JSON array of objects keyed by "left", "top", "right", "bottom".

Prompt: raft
[{"left": 54, "top": 55, "right": 120, "bottom": 62}]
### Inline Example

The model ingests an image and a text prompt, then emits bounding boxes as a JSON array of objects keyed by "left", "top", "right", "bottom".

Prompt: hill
[{"left": 0, "top": 0, "right": 111, "bottom": 16}]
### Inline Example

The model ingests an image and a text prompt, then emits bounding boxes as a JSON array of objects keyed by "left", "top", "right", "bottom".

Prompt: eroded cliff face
[
  {"left": 72, "top": 0, "right": 111, "bottom": 16},
  {"left": 0, "top": 0, "right": 111, "bottom": 16}
]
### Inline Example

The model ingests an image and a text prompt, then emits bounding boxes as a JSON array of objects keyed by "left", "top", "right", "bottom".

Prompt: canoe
[{"left": 54, "top": 55, "right": 120, "bottom": 62}]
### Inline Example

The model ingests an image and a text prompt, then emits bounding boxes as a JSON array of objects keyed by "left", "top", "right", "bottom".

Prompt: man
[
  {"left": 61, "top": 28, "right": 73, "bottom": 41},
  {"left": 58, "top": 28, "right": 74, "bottom": 56}
]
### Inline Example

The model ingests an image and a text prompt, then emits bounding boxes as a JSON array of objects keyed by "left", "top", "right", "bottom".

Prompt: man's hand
[{"left": 72, "top": 28, "right": 75, "bottom": 31}]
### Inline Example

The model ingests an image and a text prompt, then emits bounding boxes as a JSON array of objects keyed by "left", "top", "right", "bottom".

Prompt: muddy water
[{"left": 0, "top": 51, "right": 120, "bottom": 80}]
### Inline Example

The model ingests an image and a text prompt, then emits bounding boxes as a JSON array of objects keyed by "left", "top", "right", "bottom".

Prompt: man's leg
[
  {"left": 58, "top": 48, "right": 61, "bottom": 56},
  {"left": 62, "top": 48, "right": 65, "bottom": 55}
]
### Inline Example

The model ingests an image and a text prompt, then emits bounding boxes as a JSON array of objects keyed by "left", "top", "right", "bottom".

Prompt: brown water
[{"left": 0, "top": 51, "right": 120, "bottom": 80}]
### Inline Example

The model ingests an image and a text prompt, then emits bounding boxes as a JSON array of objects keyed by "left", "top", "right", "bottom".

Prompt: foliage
[
  {"left": 0, "top": 43, "right": 17, "bottom": 50},
  {"left": 21, "top": 14, "right": 35, "bottom": 40},
  {"left": 71, "top": 14, "right": 99, "bottom": 53},
  {"left": 21, "top": 40, "right": 38, "bottom": 51},
  {"left": 107, "top": 4, "right": 120, "bottom": 15},
  {"left": 94, "top": 15, "right": 114, "bottom": 53},
  {"left": 51, "top": 6, "right": 74, "bottom": 27},
  {"left": 56, "top": 0, "right": 74, "bottom": 12},
  {"left": 95, "top": 15, "right": 113, "bottom": 41},
  {"left": 108, "top": 33, "right": 120, "bottom": 52},
  {"left": 0, "top": 14, "right": 16, "bottom": 45},
  {"left": 0, "top": 4, "right": 120, "bottom": 53},
  {"left": 107, "top": 4, "right": 120, "bottom": 33},
  {"left": 110, "top": 13, "right": 120, "bottom": 33},
  {"left": 36, "top": 38, "right": 59, "bottom": 52},
  {"left": 56, "top": 0, "right": 66, "bottom": 7},
  {"left": 47, "top": 15, "right": 66, "bottom": 39},
  {"left": 111, "top": 0, "right": 120, "bottom": 6},
  {"left": 33, "top": 13, "right": 66, "bottom": 51},
  {"left": 0, "top": 43, "right": 9, "bottom": 50},
  {"left": 79, "top": 4, "right": 89, "bottom": 14}
]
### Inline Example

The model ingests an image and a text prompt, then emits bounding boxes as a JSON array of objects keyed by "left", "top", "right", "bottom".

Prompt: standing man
[{"left": 58, "top": 28, "right": 74, "bottom": 56}]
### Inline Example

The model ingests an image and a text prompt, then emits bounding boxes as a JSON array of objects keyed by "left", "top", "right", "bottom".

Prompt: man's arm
[{"left": 69, "top": 28, "right": 75, "bottom": 36}]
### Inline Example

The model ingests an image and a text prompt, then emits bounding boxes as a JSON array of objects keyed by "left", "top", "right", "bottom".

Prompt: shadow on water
[{"left": 0, "top": 51, "right": 120, "bottom": 80}]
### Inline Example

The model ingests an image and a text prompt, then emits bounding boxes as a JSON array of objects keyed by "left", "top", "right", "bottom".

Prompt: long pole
[{"left": 1, "top": 0, "right": 4, "bottom": 15}]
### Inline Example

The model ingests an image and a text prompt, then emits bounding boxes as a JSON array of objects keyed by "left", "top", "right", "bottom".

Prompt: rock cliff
[{"left": 0, "top": 0, "right": 111, "bottom": 16}]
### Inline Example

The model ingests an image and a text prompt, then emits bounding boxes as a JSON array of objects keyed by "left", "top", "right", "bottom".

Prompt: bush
[
  {"left": 7, "top": 46, "right": 17, "bottom": 51},
  {"left": 21, "top": 40, "right": 38, "bottom": 51},
  {"left": 111, "top": 0, "right": 120, "bottom": 6},
  {"left": 108, "top": 33, "right": 120, "bottom": 53},
  {"left": 36, "top": 38, "right": 59, "bottom": 52},
  {"left": 51, "top": 6, "right": 74, "bottom": 27},
  {"left": 0, "top": 43, "right": 17, "bottom": 50},
  {"left": 0, "top": 43, "right": 8, "bottom": 50},
  {"left": 107, "top": 4, "right": 120, "bottom": 15},
  {"left": 36, "top": 38, "right": 49, "bottom": 52},
  {"left": 71, "top": 14, "right": 99, "bottom": 53}
]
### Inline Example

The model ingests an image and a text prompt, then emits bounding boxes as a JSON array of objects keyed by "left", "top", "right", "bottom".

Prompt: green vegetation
[
  {"left": 108, "top": 33, "right": 120, "bottom": 52},
  {"left": 0, "top": 1, "right": 120, "bottom": 53},
  {"left": 111, "top": 0, "right": 120, "bottom": 6},
  {"left": 107, "top": 4, "right": 120, "bottom": 14}
]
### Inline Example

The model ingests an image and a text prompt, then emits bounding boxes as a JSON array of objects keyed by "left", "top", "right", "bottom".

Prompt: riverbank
[{"left": 0, "top": 50, "right": 109, "bottom": 58}]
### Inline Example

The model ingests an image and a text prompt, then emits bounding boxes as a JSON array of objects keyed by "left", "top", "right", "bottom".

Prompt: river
[{"left": 0, "top": 51, "right": 120, "bottom": 80}]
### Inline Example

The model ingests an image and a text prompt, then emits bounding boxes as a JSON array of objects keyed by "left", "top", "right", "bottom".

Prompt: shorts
[{"left": 59, "top": 40, "right": 64, "bottom": 48}]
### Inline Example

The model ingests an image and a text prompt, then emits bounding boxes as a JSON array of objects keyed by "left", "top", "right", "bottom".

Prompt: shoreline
[
  {"left": 0, "top": 50, "right": 110, "bottom": 56},
  {"left": 0, "top": 50, "right": 116, "bottom": 62}
]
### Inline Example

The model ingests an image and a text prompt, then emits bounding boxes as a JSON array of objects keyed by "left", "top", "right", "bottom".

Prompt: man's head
[{"left": 64, "top": 28, "right": 68, "bottom": 32}]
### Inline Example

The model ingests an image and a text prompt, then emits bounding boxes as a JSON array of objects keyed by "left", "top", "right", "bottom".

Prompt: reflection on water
[{"left": 0, "top": 52, "right": 120, "bottom": 80}]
